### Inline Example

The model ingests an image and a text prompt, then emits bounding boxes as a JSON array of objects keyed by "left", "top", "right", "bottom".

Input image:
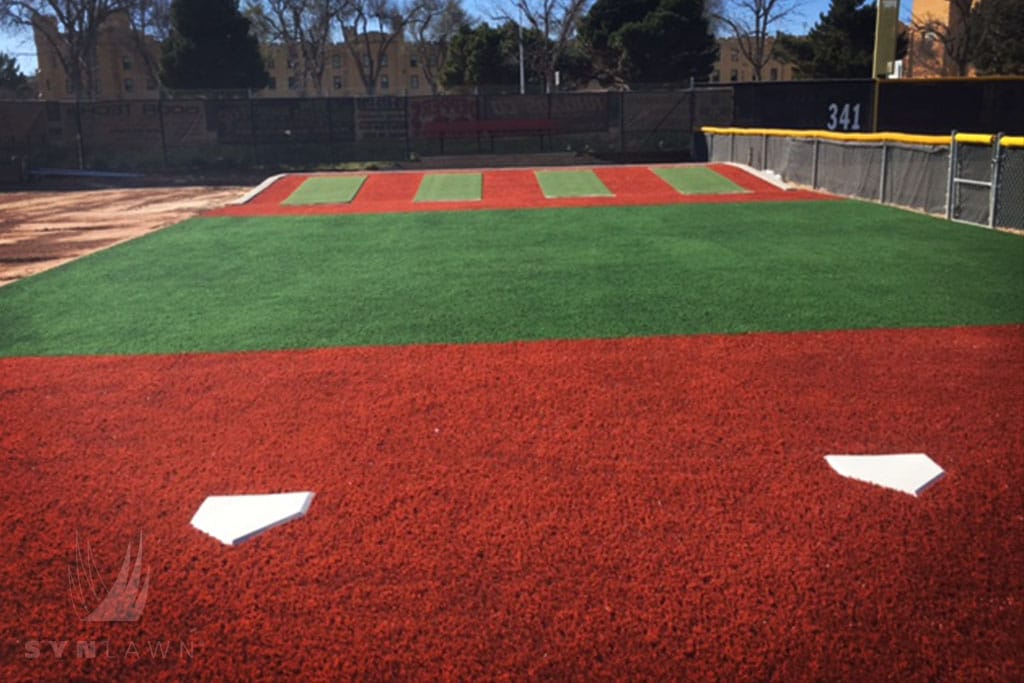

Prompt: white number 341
[{"left": 827, "top": 102, "right": 862, "bottom": 131}]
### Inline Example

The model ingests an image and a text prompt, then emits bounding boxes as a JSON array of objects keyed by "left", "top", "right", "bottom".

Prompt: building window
[
  {"left": 410, "top": 56, "right": 418, "bottom": 67},
  {"left": 363, "top": 54, "right": 371, "bottom": 69},
  {"left": 770, "top": 67, "right": 779, "bottom": 80},
  {"left": 380, "top": 53, "right": 388, "bottom": 68},
  {"left": 333, "top": 76, "right": 342, "bottom": 90},
  {"left": 266, "top": 56, "right": 275, "bottom": 69},
  {"left": 729, "top": 69, "right": 738, "bottom": 81},
  {"left": 287, "top": 75, "right": 298, "bottom": 90},
  {"left": 65, "top": 79, "right": 72, "bottom": 94},
  {"left": 146, "top": 76, "right": 157, "bottom": 90},
  {"left": 380, "top": 74, "right": 389, "bottom": 90},
  {"left": 711, "top": 71, "right": 719, "bottom": 82},
  {"left": 123, "top": 78, "right": 134, "bottom": 93},
  {"left": 268, "top": 76, "right": 277, "bottom": 90},
  {"left": 122, "top": 56, "right": 132, "bottom": 71},
  {"left": 287, "top": 58, "right": 298, "bottom": 70},
  {"left": 332, "top": 54, "right": 342, "bottom": 69},
  {"left": 731, "top": 49, "right": 739, "bottom": 62},
  {"left": 410, "top": 75, "right": 419, "bottom": 90}
]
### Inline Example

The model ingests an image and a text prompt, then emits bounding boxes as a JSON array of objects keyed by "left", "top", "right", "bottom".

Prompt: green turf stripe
[
  {"left": 2, "top": 200, "right": 1022, "bottom": 358},
  {"left": 283, "top": 176, "right": 367, "bottom": 205},
  {"left": 653, "top": 167, "right": 749, "bottom": 195},
  {"left": 415, "top": 173, "right": 483, "bottom": 202},
  {"left": 535, "top": 170, "right": 613, "bottom": 198}
]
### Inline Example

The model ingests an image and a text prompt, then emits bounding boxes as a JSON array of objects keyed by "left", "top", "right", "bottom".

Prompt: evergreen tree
[
  {"left": 776, "top": 0, "right": 876, "bottom": 79},
  {"left": 161, "top": 0, "right": 269, "bottom": 89},
  {"left": 440, "top": 22, "right": 544, "bottom": 90},
  {"left": 579, "top": 0, "right": 717, "bottom": 85},
  {"left": 0, "top": 52, "right": 28, "bottom": 91},
  {"left": 970, "top": 0, "right": 1024, "bottom": 75}
]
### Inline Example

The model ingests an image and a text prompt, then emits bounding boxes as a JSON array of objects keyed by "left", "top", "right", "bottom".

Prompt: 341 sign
[{"left": 826, "top": 102, "right": 863, "bottom": 131}]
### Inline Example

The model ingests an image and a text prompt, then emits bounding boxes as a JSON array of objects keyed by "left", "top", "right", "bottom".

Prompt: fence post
[
  {"left": 729, "top": 132, "right": 735, "bottom": 163},
  {"left": 404, "top": 95, "right": 411, "bottom": 160},
  {"left": 988, "top": 133, "right": 1003, "bottom": 229},
  {"left": 325, "top": 97, "right": 335, "bottom": 160},
  {"left": 619, "top": 90, "right": 625, "bottom": 153},
  {"left": 247, "top": 89, "right": 258, "bottom": 165},
  {"left": 157, "top": 89, "right": 169, "bottom": 168},
  {"left": 945, "top": 130, "right": 958, "bottom": 220},
  {"left": 812, "top": 137, "right": 819, "bottom": 189},
  {"left": 878, "top": 140, "right": 887, "bottom": 203},
  {"left": 761, "top": 133, "right": 767, "bottom": 170}
]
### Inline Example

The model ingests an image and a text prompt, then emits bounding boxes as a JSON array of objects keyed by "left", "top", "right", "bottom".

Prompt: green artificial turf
[
  {"left": 1, "top": 200, "right": 1023, "bottom": 357},
  {"left": 282, "top": 175, "right": 366, "bottom": 205},
  {"left": 415, "top": 173, "right": 483, "bottom": 202},
  {"left": 653, "top": 166, "right": 749, "bottom": 194},
  {"left": 535, "top": 170, "right": 613, "bottom": 198}
]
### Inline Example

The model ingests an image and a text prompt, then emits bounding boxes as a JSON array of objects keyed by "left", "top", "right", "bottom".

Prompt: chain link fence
[
  {"left": 993, "top": 138, "right": 1024, "bottom": 230},
  {"left": 0, "top": 89, "right": 735, "bottom": 174},
  {"left": 706, "top": 128, "right": 1024, "bottom": 231}
]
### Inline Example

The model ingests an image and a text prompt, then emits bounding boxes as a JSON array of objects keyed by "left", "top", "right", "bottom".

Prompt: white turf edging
[
  {"left": 229, "top": 173, "right": 287, "bottom": 205},
  {"left": 722, "top": 162, "right": 792, "bottom": 191}
]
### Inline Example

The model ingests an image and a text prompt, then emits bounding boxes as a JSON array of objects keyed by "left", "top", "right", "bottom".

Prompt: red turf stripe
[
  {"left": 354, "top": 172, "right": 423, "bottom": 204},
  {"left": 1, "top": 325, "right": 1021, "bottom": 679},
  {"left": 592, "top": 167, "right": 680, "bottom": 200},
  {"left": 484, "top": 169, "right": 545, "bottom": 206}
]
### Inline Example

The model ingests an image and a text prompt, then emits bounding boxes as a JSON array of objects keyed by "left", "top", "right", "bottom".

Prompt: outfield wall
[
  {"left": 0, "top": 90, "right": 733, "bottom": 171},
  {"left": 0, "top": 78, "right": 1020, "bottom": 174},
  {"left": 703, "top": 127, "right": 1024, "bottom": 231}
]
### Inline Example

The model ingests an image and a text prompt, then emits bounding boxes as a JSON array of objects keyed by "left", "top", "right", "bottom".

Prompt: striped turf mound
[{"left": 1, "top": 175, "right": 1022, "bottom": 680}]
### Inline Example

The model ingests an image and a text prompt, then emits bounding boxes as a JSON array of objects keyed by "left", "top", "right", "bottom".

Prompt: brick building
[
  {"left": 710, "top": 37, "right": 797, "bottom": 83},
  {"left": 33, "top": 12, "right": 435, "bottom": 99}
]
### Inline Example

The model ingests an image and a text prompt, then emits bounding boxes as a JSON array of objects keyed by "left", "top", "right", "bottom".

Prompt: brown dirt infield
[{"left": 0, "top": 185, "right": 248, "bottom": 287}]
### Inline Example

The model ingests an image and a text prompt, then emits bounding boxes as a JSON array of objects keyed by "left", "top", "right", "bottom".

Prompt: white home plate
[
  {"left": 825, "top": 453, "right": 945, "bottom": 496},
  {"left": 191, "top": 492, "right": 315, "bottom": 546}
]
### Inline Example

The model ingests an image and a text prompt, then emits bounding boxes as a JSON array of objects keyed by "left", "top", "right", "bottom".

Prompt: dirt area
[{"left": 0, "top": 185, "right": 249, "bottom": 286}]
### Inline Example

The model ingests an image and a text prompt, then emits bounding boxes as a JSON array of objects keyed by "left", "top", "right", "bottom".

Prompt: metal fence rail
[{"left": 704, "top": 127, "right": 1024, "bottom": 231}]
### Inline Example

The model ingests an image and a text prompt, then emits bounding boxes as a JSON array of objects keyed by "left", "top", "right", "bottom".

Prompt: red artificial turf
[
  {"left": 210, "top": 164, "right": 828, "bottom": 218},
  {"left": 1, "top": 325, "right": 1021, "bottom": 680}
]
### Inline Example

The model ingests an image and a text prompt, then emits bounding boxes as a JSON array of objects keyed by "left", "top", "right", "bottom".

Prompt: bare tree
[
  {"left": 338, "top": 0, "right": 421, "bottom": 95},
  {"left": 704, "top": 0, "right": 726, "bottom": 35},
  {"left": 716, "top": 0, "right": 798, "bottom": 81},
  {"left": 125, "top": 0, "right": 170, "bottom": 88},
  {"left": 405, "top": 0, "right": 467, "bottom": 93},
  {"left": 1, "top": 0, "right": 136, "bottom": 166},
  {"left": 910, "top": 0, "right": 973, "bottom": 76},
  {"left": 495, "top": 0, "right": 591, "bottom": 93},
  {"left": 250, "top": 0, "right": 336, "bottom": 94},
  {"left": 1, "top": 0, "right": 136, "bottom": 98}
]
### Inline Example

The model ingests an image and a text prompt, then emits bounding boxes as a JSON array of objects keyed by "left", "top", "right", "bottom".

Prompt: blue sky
[{"left": 1, "top": 0, "right": 908, "bottom": 76}]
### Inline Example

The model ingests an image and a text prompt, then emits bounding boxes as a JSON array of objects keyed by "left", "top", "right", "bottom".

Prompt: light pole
[{"left": 518, "top": 8, "right": 525, "bottom": 95}]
